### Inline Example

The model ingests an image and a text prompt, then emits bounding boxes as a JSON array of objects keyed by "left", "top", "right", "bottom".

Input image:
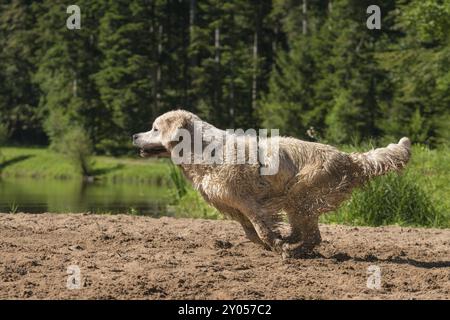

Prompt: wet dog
[{"left": 133, "top": 110, "right": 411, "bottom": 258}]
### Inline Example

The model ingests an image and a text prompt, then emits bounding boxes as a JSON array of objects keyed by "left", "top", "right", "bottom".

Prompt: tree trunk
[
  {"left": 189, "top": 0, "right": 197, "bottom": 35},
  {"left": 188, "top": 0, "right": 197, "bottom": 108},
  {"left": 214, "top": 27, "right": 220, "bottom": 64},
  {"left": 214, "top": 27, "right": 220, "bottom": 113},
  {"left": 72, "top": 78, "right": 77, "bottom": 98},
  {"left": 302, "top": 0, "right": 307, "bottom": 35},
  {"left": 156, "top": 24, "right": 163, "bottom": 110},
  {"left": 252, "top": 31, "right": 258, "bottom": 112}
]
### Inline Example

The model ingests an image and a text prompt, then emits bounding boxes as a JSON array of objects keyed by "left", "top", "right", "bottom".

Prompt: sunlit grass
[
  {"left": 324, "top": 144, "right": 450, "bottom": 227},
  {"left": 0, "top": 147, "right": 171, "bottom": 185},
  {"left": 9, "top": 201, "right": 19, "bottom": 214},
  {"left": 321, "top": 171, "right": 448, "bottom": 228}
]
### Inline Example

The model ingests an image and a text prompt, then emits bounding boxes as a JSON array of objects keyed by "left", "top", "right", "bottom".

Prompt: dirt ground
[{"left": 0, "top": 213, "right": 449, "bottom": 300}]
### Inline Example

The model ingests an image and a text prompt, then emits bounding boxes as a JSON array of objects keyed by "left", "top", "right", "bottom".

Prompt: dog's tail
[{"left": 350, "top": 137, "right": 411, "bottom": 179}]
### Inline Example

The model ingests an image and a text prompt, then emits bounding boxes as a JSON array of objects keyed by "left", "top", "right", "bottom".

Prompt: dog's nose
[{"left": 132, "top": 134, "right": 139, "bottom": 142}]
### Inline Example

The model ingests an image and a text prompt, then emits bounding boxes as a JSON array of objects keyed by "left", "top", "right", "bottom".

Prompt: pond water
[{"left": 0, "top": 178, "right": 172, "bottom": 216}]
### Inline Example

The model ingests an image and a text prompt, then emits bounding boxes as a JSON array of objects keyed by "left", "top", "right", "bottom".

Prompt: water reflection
[{"left": 0, "top": 178, "right": 171, "bottom": 216}]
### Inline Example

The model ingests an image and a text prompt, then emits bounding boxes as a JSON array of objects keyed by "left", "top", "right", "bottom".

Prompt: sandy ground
[{"left": 0, "top": 213, "right": 449, "bottom": 300}]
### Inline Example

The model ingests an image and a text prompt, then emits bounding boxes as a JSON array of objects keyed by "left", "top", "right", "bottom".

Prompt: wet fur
[{"left": 134, "top": 110, "right": 412, "bottom": 258}]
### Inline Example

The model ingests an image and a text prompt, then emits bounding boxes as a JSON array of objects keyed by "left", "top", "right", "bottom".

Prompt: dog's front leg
[
  {"left": 240, "top": 221, "right": 270, "bottom": 250},
  {"left": 236, "top": 202, "right": 284, "bottom": 254},
  {"left": 212, "top": 203, "right": 271, "bottom": 250}
]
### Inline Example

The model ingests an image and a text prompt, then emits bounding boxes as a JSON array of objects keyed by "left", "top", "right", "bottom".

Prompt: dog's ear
[
  {"left": 176, "top": 117, "right": 187, "bottom": 129},
  {"left": 161, "top": 116, "right": 186, "bottom": 133},
  {"left": 174, "top": 116, "right": 196, "bottom": 133},
  {"left": 166, "top": 116, "right": 190, "bottom": 142}
]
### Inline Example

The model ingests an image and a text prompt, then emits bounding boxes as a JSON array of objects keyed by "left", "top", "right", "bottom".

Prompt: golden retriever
[{"left": 133, "top": 110, "right": 411, "bottom": 258}]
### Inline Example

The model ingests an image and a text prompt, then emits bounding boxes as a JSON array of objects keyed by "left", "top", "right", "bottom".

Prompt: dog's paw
[
  {"left": 281, "top": 242, "right": 321, "bottom": 259},
  {"left": 281, "top": 243, "right": 295, "bottom": 260},
  {"left": 273, "top": 238, "right": 285, "bottom": 254}
]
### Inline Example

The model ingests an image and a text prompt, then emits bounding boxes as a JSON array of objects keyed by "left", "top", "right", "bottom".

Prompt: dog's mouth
[{"left": 139, "top": 144, "right": 170, "bottom": 158}]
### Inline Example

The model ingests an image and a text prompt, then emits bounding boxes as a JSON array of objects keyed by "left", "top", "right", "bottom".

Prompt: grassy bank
[
  {"left": 325, "top": 145, "right": 450, "bottom": 227},
  {"left": 0, "top": 147, "right": 171, "bottom": 185}
]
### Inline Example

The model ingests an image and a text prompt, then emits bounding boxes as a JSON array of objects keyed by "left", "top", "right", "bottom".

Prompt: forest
[{"left": 0, "top": 0, "right": 448, "bottom": 154}]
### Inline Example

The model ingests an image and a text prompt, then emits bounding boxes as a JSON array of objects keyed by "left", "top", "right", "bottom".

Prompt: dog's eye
[{"left": 153, "top": 127, "right": 158, "bottom": 132}]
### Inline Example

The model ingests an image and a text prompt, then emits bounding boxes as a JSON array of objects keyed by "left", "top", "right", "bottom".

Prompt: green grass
[
  {"left": 167, "top": 189, "right": 221, "bottom": 219},
  {"left": 0, "top": 147, "right": 171, "bottom": 185},
  {"left": 408, "top": 145, "right": 450, "bottom": 217},
  {"left": 167, "top": 164, "right": 221, "bottom": 219},
  {"left": 8, "top": 201, "right": 19, "bottom": 214},
  {"left": 321, "top": 171, "right": 448, "bottom": 227},
  {"left": 321, "top": 144, "right": 450, "bottom": 227}
]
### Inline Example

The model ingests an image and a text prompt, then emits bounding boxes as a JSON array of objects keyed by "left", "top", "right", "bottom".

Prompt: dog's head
[{"left": 132, "top": 110, "right": 200, "bottom": 158}]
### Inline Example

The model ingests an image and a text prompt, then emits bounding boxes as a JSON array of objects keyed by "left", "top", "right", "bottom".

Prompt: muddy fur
[{"left": 133, "top": 110, "right": 411, "bottom": 258}]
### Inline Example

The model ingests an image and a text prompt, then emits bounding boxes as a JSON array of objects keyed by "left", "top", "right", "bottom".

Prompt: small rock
[
  {"left": 69, "top": 245, "right": 84, "bottom": 251},
  {"left": 214, "top": 239, "right": 233, "bottom": 249}
]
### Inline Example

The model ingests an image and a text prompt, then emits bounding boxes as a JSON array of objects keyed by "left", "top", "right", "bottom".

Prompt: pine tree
[
  {"left": 0, "top": 0, "right": 41, "bottom": 143},
  {"left": 377, "top": 0, "right": 450, "bottom": 146},
  {"left": 34, "top": 0, "right": 106, "bottom": 148},
  {"left": 94, "top": 0, "right": 157, "bottom": 151},
  {"left": 189, "top": 0, "right": 272, "bottom": 129},
  {"left": 259, "top": 0, "right": 329, "bottom": 138}
]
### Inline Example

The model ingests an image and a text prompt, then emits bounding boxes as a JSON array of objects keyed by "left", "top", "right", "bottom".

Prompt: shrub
[
  {"left": 43, "top": 110, "right": 70, "bottom": 152},
  {"left": 168, "top": 188, "right": 221, "bottom": 219},
  {"left": 44, "top": 110, "right": 94, "bottom": 177},
  {"left": 95, "top": 138, "right": 134, "bottom": 156},
  {"left": 322, "top": 171, "right": 448, "bottom": 227},
  {"left": 168, "top": 164, "right": 221, "bottom": 219},
  {"left": 169, "top": 164, "right": 187, "bottom": 199},
  {"left": 60, "top": 127, "right": 94, "bottom": 177}
]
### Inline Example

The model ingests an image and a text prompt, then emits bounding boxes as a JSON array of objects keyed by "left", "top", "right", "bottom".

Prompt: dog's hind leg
[
  {"left": 279, "top": 209, "right": 322, "bottom": 259},
  {"left": 285, "top": 210, "right": 321, "bottom": 248}
]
